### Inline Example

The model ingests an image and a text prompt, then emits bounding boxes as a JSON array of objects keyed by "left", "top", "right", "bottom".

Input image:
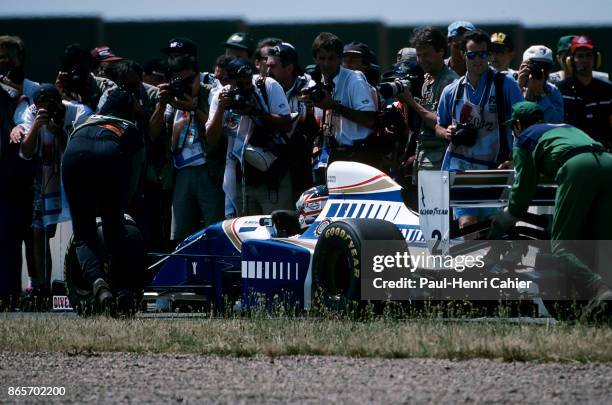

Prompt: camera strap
[
  {"left": 451, "top": 69, "right": 494, "bottom": 119},
  {"left": 494, "top": 72, "right": 509, "bottom": 164}
]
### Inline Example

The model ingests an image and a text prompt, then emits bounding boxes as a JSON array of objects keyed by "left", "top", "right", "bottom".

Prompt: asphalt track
[{"left": 1, "top": 352, "right": 611, "bottom": 404}]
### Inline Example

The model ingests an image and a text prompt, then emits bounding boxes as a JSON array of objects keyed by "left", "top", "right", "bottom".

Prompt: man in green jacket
[{"left": 490, "top": 101, "right": 612, "bottom": 311}]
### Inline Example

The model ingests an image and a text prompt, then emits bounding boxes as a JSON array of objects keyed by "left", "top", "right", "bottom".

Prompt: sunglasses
[{"left": 465, "top": 50, "right": 489, "bottom": 60}]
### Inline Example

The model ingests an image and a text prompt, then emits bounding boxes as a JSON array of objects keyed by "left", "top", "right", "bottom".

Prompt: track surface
[{"left": 1, "top": 353, "right": 611, "bottom": 404}]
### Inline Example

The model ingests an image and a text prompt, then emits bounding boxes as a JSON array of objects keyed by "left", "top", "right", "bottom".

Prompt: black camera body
[
  {"left": 48, "top": 106, "right": 64, "bottom": 124},
  {"left": 60, "top": 66, "right": 88, "bottom": 94},
  {"left": 168, "top": 75, "right": 193, "bottom": 99},
  {"left": 526, "top": 60, "right": 547, "bottom": 80},
  {"left": 225, "top": 87, "right": 251, "bottom": 110},
  {"left": 302, "top": 82, "right": 332, "bottom": 103},
  {"left": 452, "top": 122, "right": 478, "bottom": 147}
]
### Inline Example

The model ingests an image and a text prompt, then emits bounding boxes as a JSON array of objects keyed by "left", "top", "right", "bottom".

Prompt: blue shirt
[{"left": 437, "top": 68, "right": 524, "bottom": 169}]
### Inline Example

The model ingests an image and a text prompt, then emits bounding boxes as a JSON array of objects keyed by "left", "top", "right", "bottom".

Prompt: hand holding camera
[
  {"left": 223, "top": 86, "right": 261, "bottom": 117},
  {"left": 450, "top": 122, "right": 478, "bottom": 147},
  {"left": 300, "top": 83, "right": 333, "bottom": 110},
  {"left": 518, "top": 61, "right": 545, "bottom": 98}
]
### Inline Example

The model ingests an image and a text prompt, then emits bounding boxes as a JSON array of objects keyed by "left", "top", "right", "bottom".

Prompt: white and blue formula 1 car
[{"left": 136, "top": 161, "right": 557, "bottom": 313}]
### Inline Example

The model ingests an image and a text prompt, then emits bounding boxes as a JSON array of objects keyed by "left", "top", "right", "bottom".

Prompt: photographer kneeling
[{"left": 206, "top": 58, "right": 292, "bottom": 216}]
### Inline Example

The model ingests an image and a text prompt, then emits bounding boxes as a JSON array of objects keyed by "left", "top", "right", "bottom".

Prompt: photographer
[
  {"left": 550, "top": 35, "right": 610, "bottom": 85},
  {"left": 302, "top": 32, "right": 377, "bottom": 175},
  {"left": 435, "top": 29, "right": 523, "bottom": 228},
  {"left": 206, "top": 58, "right": 292, "bottom": 216},
  {"left": 149, "top": 38, "right": 224, "bottom": 243},
  {"left": 517, "top": 45, "right": 564, "bottom": 123},
  {"left": 342, "top": 41, "right": 381, "bottom": 88},
  {"left": 489, "top": 32, "right": 516, "bottom": 77},
  {"left": 254, "top": 37, "right": 282, "bottom": 77},
  {"left": 0, "top": 35, "right": 38, "bottom": 292},
  {"left": 397, "top": 27, "right": 458, "bottom": 177},
  {"left": 445, "top": 21, "right": 475, "bottom": 76},
  {"left": 19, "top": 84, "right": 92, "bottom": 297},
  {"left": 55, "top": 44, "right": 116, "bottom": 111},
  {"left": 224, "top": 32, "right": 255, "bottom": 60},
  {"left": 557, "top": 36, "right": 612, "bottom": 150},
  {"left": 266, "top": 42, "right": 318, "bottom": 201}
]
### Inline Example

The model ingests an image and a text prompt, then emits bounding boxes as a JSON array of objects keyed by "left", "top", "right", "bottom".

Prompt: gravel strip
[{"left": 1, "top": 352, "right": 611, "bottom": 404}]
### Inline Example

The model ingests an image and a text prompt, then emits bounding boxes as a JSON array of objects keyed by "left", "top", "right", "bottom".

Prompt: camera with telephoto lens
[
  {"left": 378, "top": 79, "right": 411, "bottom": 99},
  {"left": 526, "top": 60, "right": 547, "bottom": 80},
  {"left": 168, "top": 75, "right": 193, "bottom": 99},
  {"left": 379, "top": 59, "right": 425, "bottom": 99},
  {"left": 451, "top": 122, "right": 478, "bottom": 147}
]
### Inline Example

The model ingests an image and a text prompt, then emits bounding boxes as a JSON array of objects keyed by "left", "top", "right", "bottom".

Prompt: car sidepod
[{"left": 241, "top": 238, "right": 316, "bottom": 310}]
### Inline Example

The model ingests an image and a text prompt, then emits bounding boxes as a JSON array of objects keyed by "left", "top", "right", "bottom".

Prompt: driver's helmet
[{"left": 296, "top": 185, "right": 328, "bottom": 229}]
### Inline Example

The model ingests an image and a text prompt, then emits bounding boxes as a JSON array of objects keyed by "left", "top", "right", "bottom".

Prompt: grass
[{"left": 1, "top": 315, "right": 611, "bottom": 362}]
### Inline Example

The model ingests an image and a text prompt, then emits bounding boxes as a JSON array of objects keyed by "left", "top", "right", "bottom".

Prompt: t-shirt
[
  {"left": 418, "top": 65, "right": 458, "bottom": 145},
  {"left": 557, "top": 77, "right": 612, "bottom": 149},
  {"left": 315, "top": 66, "right": 377, "bottom": 146}
]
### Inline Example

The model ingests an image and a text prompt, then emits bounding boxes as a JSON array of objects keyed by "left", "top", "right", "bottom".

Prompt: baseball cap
[
  {"left": 161, "top": 37, "right": 197, "bottom": 56},
  {"left": 490, "top": 32, "right": 514, "bottom": 52},
  {"left": 225, "top": 58, "right": 256, "bottom": 79},
  {"left": 522, "top": 45, "right": 554, "bottom": 65},
  {"left": 570, "top": 35, "right": 595, "bottom": 54},
  {"left": 343, "top": 41, "right": 370, "bottom": 57},
  {"left": 268, "top": 42, "right": 303, "bottom": 73},
  {"left": 396, "top": 47, "right": 417, "bottom": 63},
  {"left": 91, "top": 46, "right": 123, "bottom": 63},
  {"left": 557, "top": 35, "right": 578, "bottom": 55},
  {"left": 32, "top": 83, "right": 60, "bottom": 104},
  {"left": 224, "top": 32, "right": 255, "bottom": 53},
  {"left": 447, "top": 21, "right": 475, "bottom": 38},
  {"left": 503, "top": 101, "right": 544, "bottom": 126}
]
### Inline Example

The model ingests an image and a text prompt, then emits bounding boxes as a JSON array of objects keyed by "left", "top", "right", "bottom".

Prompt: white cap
[{"left": 523, "top": 45, "right": 554, "bottom": 64}]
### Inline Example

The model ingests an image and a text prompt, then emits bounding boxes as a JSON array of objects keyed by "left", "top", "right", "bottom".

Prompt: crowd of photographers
[{"left": 1, "top": 22, "right": 611, "bottom": 303}]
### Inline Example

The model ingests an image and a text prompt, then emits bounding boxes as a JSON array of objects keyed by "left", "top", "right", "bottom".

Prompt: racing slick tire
[
  {"left": 312, "top": 218, "right": 406, "bottom": 312},
  {"left": 64, "top": 215, "right": 145, "bottom": 316}
]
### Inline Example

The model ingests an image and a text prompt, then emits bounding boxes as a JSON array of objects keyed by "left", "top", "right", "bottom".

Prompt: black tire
[
  {"left": 64, "top": 215, "right": 145, "bottom": 316},
  {"left": 312, "top": 218, "right": 406, "bottom": 312}
]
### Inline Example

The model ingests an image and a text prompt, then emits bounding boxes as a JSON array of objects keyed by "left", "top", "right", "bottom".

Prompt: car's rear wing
[{"left": 418, "top": 170, "right": 557, "bottom": 254}]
